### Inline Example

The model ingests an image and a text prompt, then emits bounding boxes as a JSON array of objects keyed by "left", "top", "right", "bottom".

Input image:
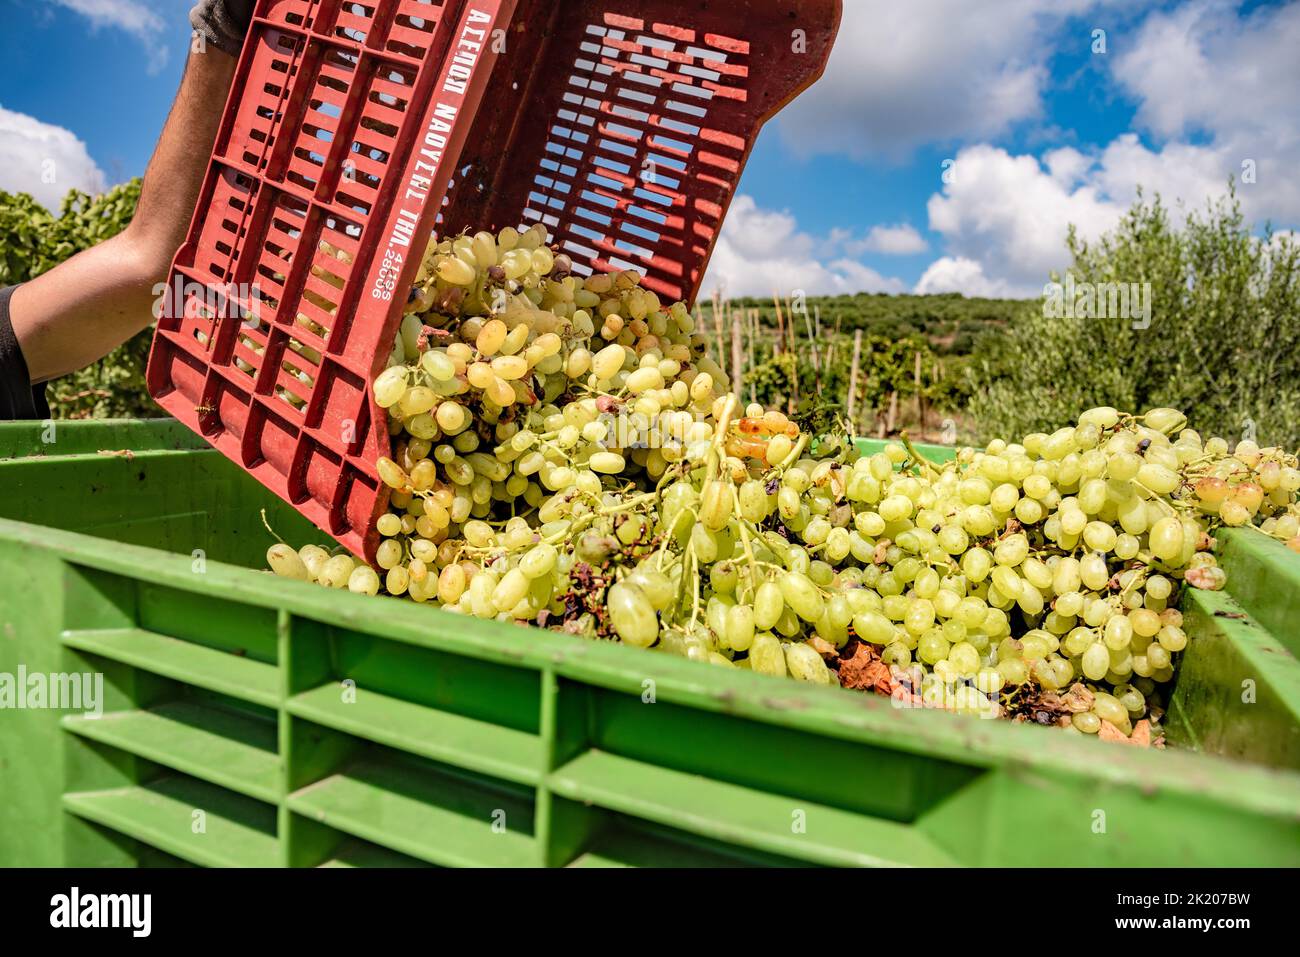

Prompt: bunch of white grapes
[{"left": 268, "top": 226, "right": 1300, "bottom": 737}]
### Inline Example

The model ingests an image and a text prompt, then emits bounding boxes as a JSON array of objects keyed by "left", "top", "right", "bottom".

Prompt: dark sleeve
[
  {"left": 190, "top": 0, "right": 257, "bottom": 58},
  {"left": 0, "top": 286, "right": 50, "bottom": 422}
]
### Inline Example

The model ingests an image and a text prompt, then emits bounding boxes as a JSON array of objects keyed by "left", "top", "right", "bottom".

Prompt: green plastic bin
[
  {"left": 1, "top": 420, "right": 1298, "bottom": 868},
  {"left": 0, "top": 418, "right": 207, "bottom": 460}
]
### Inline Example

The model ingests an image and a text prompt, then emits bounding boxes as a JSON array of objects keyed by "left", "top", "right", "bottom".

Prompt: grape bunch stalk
[{"left": 267, "top": 225, "right": 1300, "bottom": 742}]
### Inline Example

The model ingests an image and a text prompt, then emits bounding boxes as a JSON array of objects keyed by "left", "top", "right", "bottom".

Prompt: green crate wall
[{"left": 1, "top": 422, "right": 1298, "bottom": 867}]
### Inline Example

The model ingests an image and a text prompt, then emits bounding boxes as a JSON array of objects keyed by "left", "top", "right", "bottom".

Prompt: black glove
[{"left": 190, "top": 0, "right": 257, "bottom": 57}]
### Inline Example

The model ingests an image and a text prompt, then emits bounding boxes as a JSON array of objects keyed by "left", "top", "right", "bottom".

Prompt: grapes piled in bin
[{"left": 268, "top": 228, "right": 1300, "bottom": 745}]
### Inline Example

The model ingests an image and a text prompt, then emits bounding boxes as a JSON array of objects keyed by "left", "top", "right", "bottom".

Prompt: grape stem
[
  {"left": 588, "top": 490, "right": 658, "bottom": 515},
  {"left": 658, "top": 506, "right": 701, "bottom": 576},
  {"left": 1118, "top": 566, "right": 1148, "bottom": 600},
  {"left": 1132, "top": 480, "right": 1183, "bottom": 516},
  {"left": 653, "top": 461, "right": 684, "bottom": 507},
  {"left": 686, "top": 540, "right": 702, "bottom": 631},
  {"left": 260, "top": 509, "right": 286, "bottom": 545},
  {"left": 899, "top": 431, "right": 939, "bottom": 481},
  {"left": 730, "top": 488, "right": 765, "bottom": 585},
  {"left": 1240, "top": 522, "right": 1278, "bottom": 541},
  {"left": 704, "top": 395, "right": 741, "bottom": 486}
]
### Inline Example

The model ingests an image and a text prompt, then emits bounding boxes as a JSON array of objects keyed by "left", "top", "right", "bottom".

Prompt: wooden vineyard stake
[{"left": 847, "top": 328, "right": 863, "bottom": 432}]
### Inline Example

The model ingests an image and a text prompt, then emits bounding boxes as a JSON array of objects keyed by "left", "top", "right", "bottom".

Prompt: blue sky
[
  {"left": 2, "top": 0, "right": 1297, "bottom": 298},
  {"left": 0, "top": 1, "right": 193, "bottom": 184}
]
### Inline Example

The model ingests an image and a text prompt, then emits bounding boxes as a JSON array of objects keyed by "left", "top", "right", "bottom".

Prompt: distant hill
[{"left": 724, "top": 292, "right": 1034, "bottom": 355}]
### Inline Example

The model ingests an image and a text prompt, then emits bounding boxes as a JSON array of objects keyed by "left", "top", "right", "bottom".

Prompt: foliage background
[
  {"left": 0, "top": 178, "right": 157, "bottom": 419},
  {"left": 693, "top": 292, "right": 1027, "bottom": 441},
  {"left": 967, "top": 189, "right": 1300, "bottom": 449}
]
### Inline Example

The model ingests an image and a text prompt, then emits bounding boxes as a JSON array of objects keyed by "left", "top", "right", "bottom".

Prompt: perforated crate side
[
  {"left": 148, "top": 0, "right": 843, "bottom": 562},
  {"left": 148, "top": 0, "right": 519, "bottom": 561},
  {"left": 443, "top": 0, "right": 842, "bottom": 304}
]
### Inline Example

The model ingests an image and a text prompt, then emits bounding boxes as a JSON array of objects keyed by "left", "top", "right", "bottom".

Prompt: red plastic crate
[{"left": 147, "top": 0, "right": 842, "bottom": 561}]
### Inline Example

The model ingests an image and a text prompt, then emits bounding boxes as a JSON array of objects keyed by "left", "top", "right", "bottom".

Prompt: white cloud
[
  {"left": 777, "top": 0, "right": 1109, "bottom": 161},
  {"left": 1090, "top": 134, "right": 1233, "bottom": 213},
  {"left": 922, "top": 144, "right": 1124, "bottom": 296},
  {"left": 0, "top": 105, "right": 107, "bottom": 209},
  {"left": 1043, "top": 147, "right": 1092, "bottom": 189},
  {"left": 702, "top": 195, "right": 906, "bottom": 298},
  {"left": 1107, "top": 0, "right": 1300, "bottom": 222},
  {"left": 49, "top": 0, "right": 164, "bottom": 36},
  {"left": 914, "top": 257, "right": 1027, "bottom": 298},
  {"left": 916, "top": 137, "right": 1276, "bottom": 298},
  {"left": 1112, "top": 1, "right": 1300, "bottom": 145},
  {"left": 912, "top": 1, "right": 1300, "bottom": 297},
  {"left": 48, "top": 0, "right": 170, "bottom": 73},
  {"left": 850, "top": 223, "right": 929, "bottom": 256}
]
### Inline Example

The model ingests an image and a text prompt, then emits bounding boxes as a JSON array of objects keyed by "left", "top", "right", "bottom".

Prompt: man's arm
[{"left": 10, "top": 46, "right": 236, "bottom": 385}]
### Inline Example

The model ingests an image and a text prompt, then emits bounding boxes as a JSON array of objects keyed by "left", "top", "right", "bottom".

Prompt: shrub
[
  {"left": 0, "top": 180, "right": 156, "bottom": 419},
  {"left": 968, "top": 187, "right": 1300, "bottom": 448}
]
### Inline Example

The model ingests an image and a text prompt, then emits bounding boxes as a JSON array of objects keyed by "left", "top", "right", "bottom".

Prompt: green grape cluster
[
  {"left": 1260, "top": 508, "right": 1300, "bottom": 553},
  {"left": 587, "top": 403, "right": 1298, "bottom": 733},
  {"left": 361, "top": 223, "right": 737, "bottom": 598},
  {"left": 268, "top": 225, "right": 1300, "bottom": 739}
]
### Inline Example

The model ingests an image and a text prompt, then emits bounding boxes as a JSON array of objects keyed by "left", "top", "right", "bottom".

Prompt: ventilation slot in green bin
[
  {"left": 63, "top": 628, "right": 280, "bottom": 709},
  {"left": 63, "top": 700, "right": 280, "bottom": 803},
  {"left": 287, "top": 683, "right": 543, "bottom": 786},
  {"left": 551, "top": 750, "right": 958, "bottom": 868},
  {"left": 287, "top": 748, "right": 538, "bottom": 868},
  {"left": 64, "top": 774, "right": 279, "bottom": 869}
]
